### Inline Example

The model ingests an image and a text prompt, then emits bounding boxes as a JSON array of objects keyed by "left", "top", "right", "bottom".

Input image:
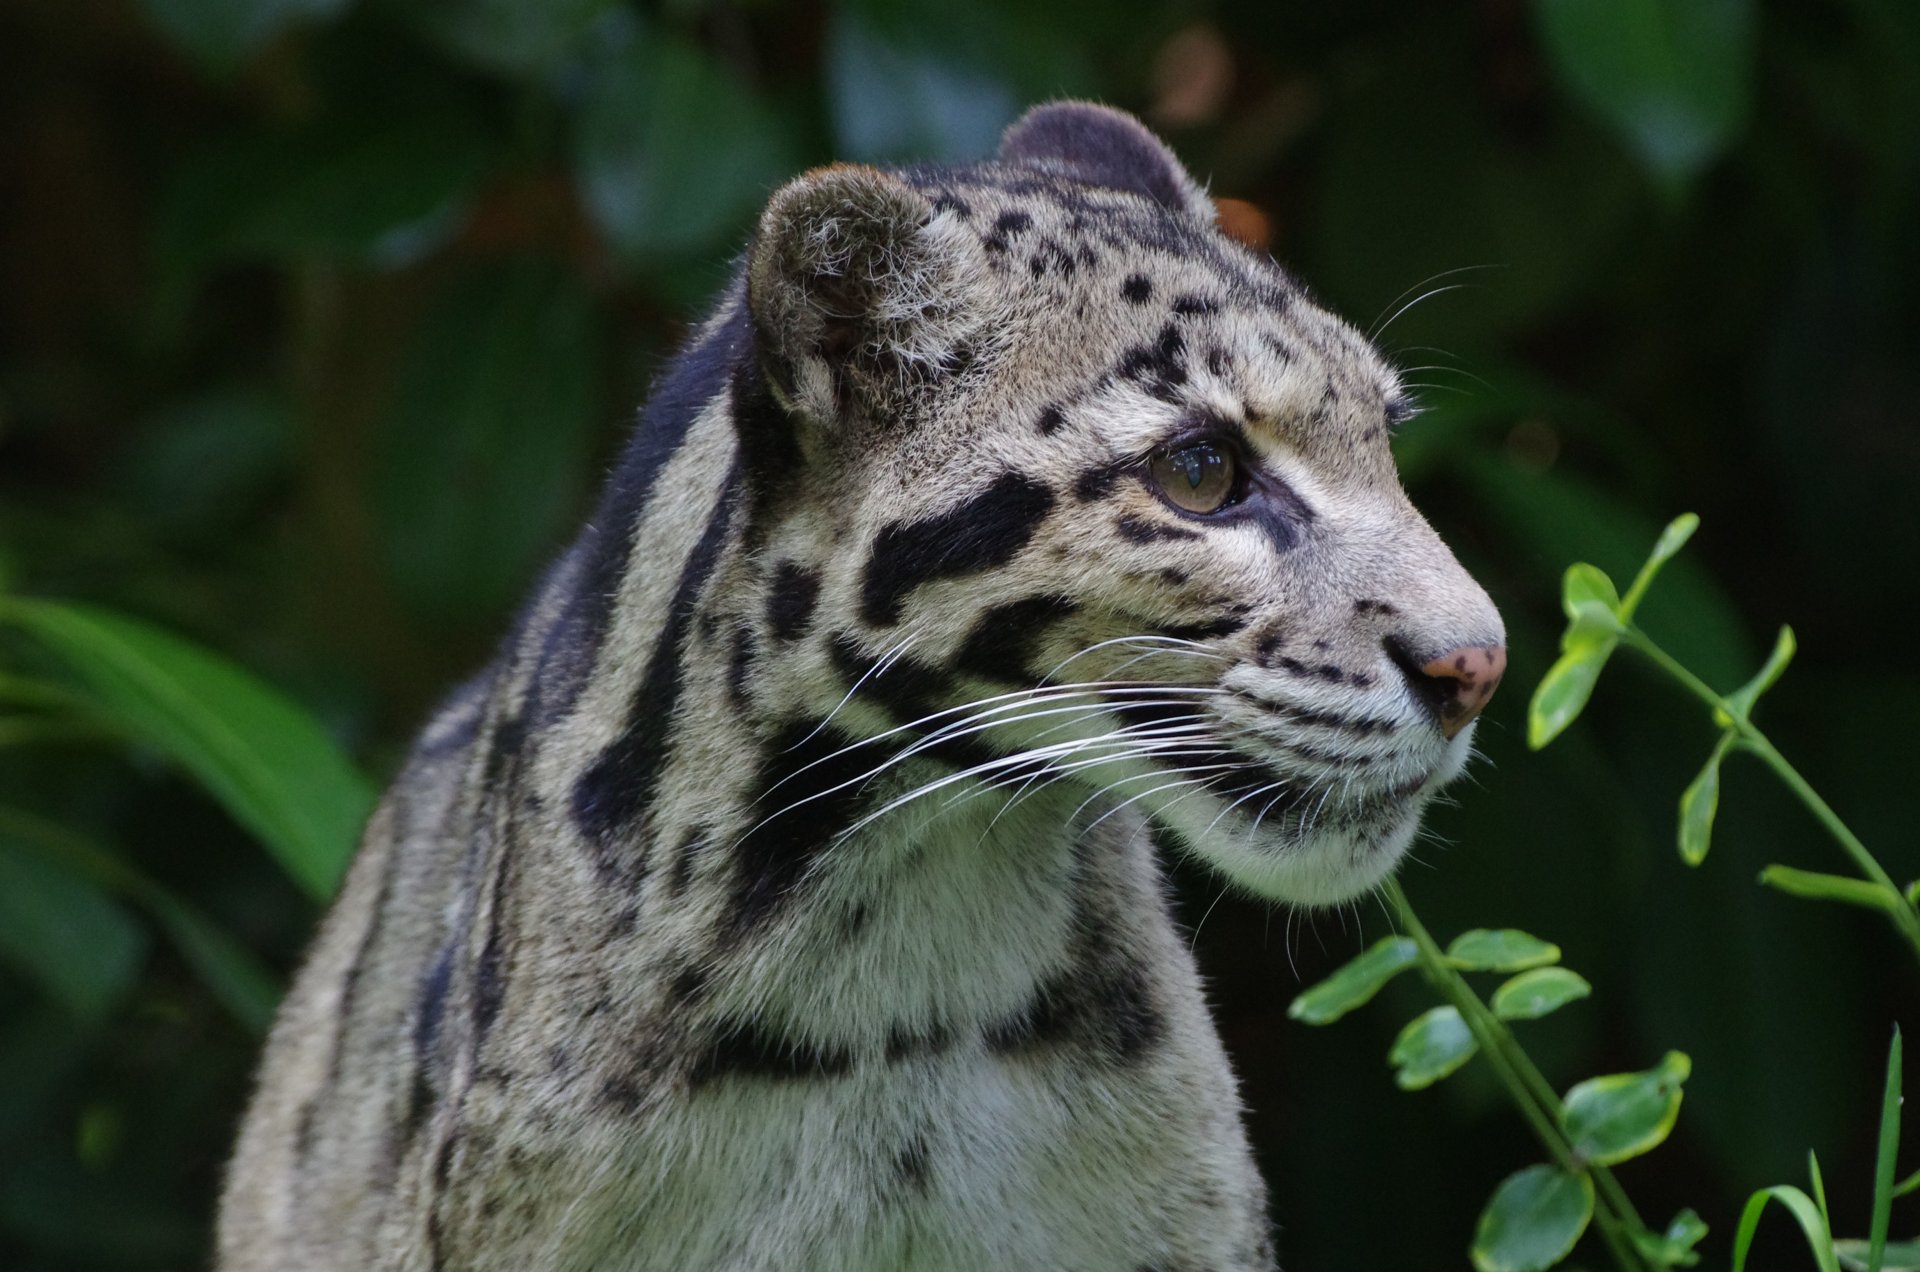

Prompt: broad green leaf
[
  {"left": 1836, "top": 1239, "right": 1920, "bottom": 1272},
  {"left": 1732, "top": 1186, "right": 1839, "bottom": 1272},
  {"left": 1722, "top": 625, "right": 1797, "bottom": 723},
  {"left": 156, "top": 100, "right": 490, "bottom": 290},
  {"left": 1870, "top": 1028, "right": 1903, "bottom": 1272},
  {"left": 1447, "top": 929, "right": 1562, "bottom": 972},
  {"left": 1677, "top": 730, "right": 1735, "bottom": 866},
  {"left": 1533, "top": 0, "right": 1754, "bottom": 195},
  {"left": 573, "top": 28, "right": 801, "bottom": 265},
  {"left": 1560, "top": 563, "right": 1622, "bottom": 638},
  {"left": 1527, "top": 641, "right": 1614, "bottom": 749},
  {"left": 1562, "top": 1051, "right": 1690, "bottom": 1166},
  {"left": 0, "top": 838, "right": 147, "bottom": 1022},
  {"left": 1635, "top": 1208, "right": 1708, "bottom": 1268},
  {"left": 1759, "top": 865, "right": 1906, "bottom": 917},
  {"left": 395, "top": 0, "right": 617, "bottom": 76},
  {"left": 1287, "top": 936, "right": 1419, "bottom": 1025},
  {"left": 136, "top": 0, "right": 350, "bottom": 77},
  {"left": 0, "top": 600, "right": 375, "bottom": 899},
  {"left": 1471, "top": 1164, "right": 1594, "bottom": 1272},
  {"left": 1389, "top": 1006, "right": 1479, "bottom": 1090},
  {"left": 375, "top": 259, "right": 601, "bottom": 620},
  {"left": 1491, "top": 967, "right": 1592, "bottom": 1021}
]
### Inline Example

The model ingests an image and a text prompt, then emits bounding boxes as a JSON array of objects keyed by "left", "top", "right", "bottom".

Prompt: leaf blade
[
  {"left": 1287, "top": 936, "right": 1420, "bottom": 1025},
  {"left": 1447, "top": 929, "right": 1563, "bottom": 972},
  {"left": 1491, "top": 967, "right": 1593, "bottom": 1021},
  {"left": 1471, "top": 1163, "right": 1595, "bottom": 1272}
]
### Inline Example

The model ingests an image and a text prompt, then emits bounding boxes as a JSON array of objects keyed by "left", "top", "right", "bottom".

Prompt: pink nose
[{"left": 1418, "top": 644, "right": 1508, "bottom": 739}]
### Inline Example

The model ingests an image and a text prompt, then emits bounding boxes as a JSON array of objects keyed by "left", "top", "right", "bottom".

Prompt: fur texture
[{"left": 218, "top": 102, "right": 1504, "bottom": 1271}]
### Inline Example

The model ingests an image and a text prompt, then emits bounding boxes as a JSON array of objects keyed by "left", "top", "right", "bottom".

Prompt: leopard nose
[{"left": 1392, "top": 641, "right": 1508, "bottom": 739}]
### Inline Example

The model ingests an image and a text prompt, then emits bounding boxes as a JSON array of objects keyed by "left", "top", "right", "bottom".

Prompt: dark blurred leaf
[
  {"left": 573, "top": 24, "right": 801, "bottom": 265},
  {"left": 157, "top": 98, "right": 492, "bottom": 299},
  {"left": 136, "top": 0, "right": 352, "bottom": 77},
  {"left": 0, "top": 837, "right": 146, "bottom": 1023},
  {"left": 1562, "top": 1050, "right": 1690, "bottom": 1166},
  {"left": 1388, "top": 1005, "right": 1478, "bottom": 1089},
  {"left": 0, "top": 600, "right": 375, "bottom": 899},
  {"left": 1635, "top": 1208, "right": 1708, "bottom": 1268},
  {"left": 375, "top": 257, "right": 600, "bottom": 619},
  {"left": 391, "top": 0, "right": 618, "bottom": 76},
  {"left": 116, "top": 385, "right": 294, "bottom": 539},
  {"left": 1532, "top": 0, "right": 1755, "bottom": 195},
  {"left": 1471, "top": 1163, "right": 1593, "bottom": 1272},
  {"left": 827, "top": 7, "right": 1020, "bottom": 162}
]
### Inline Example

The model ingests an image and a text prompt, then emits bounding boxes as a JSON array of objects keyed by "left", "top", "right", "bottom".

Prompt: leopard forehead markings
[{"left": 219, "top": 102, "right": 1504, "bottom": 1271}]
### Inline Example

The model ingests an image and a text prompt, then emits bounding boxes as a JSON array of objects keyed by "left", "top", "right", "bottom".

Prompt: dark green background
[{"left": 2, "top": 0, "right": 1916, "bottom": 1267}]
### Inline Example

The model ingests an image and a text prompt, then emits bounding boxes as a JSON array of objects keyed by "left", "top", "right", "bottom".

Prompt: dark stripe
[
  {"left": 954, "top": 594, "right": 1076, "bottom": 681},
  {"left": 1116, "top": 323, "right": 1188, "bottom": 400},
  {"left": 1156, "top": 614, "right": 1245, "bottom": 642},
  {"left": 1122, "top": 274, "right": 1152, "bottom": 303},
  {"left": 860, "top": 473, "right": 1055, "bottom": 627},
  {"left": 728, "top": 721, "right": 876, "bottom": 931},
  {"left": 527, "top": 301, "right": 749, "bottom": 725},
  {"left": 689, "top": 1017, "right": 852, "bottom": 1086},
  {"left": 828, "top": 634, "right": 958, "bottom": 728},
  {"left": 571, "top": 473, "right": 741, "bottom": 850},
  {"left": 731, "top": 354, "right": 801, "bottom": 509},
  {"left": 1116, "top": 513, "right": 1200, "bottom": 543},
  {"left": 1073, "top": 465, "right": 1121, "bottom": 501},
  {"left": 766, "top": 561, "right": 821, "bottom": 641}
]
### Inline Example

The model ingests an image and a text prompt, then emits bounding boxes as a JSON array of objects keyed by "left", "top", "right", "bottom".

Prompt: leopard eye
[{"left": 1148, "top": 441, "right": 1237, "bottom": 514}]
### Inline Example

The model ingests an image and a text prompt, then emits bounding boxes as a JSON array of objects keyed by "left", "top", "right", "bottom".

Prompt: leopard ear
[
  {"left": 999, "top": 101, "right": 1213, "bottom": 223},
  {"left": 746, "top": 164, "right": 975, "bottom": 423}
]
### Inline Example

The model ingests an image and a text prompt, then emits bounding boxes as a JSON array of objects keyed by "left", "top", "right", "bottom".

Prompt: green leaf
[
  {"left": 1758, "top": 865, "right": 1907, "bottom": 917},
  {"left": 0, "top": 600, "right": 375, "bottom": 900},
  {"left": 1895, "top": 1168, "right": 1920, "bottom": 1200},
  {"left": 1635, "top": 1208, "right": 1708, "bottom": 1267},
  {"left": 1287, "top": 936, "right": 1420, "bottom": 1025},
  {"left": 1491, "top": 967, "right": 1592, "bottom": 1021},
  {"left": 1732, "top": 1185, "right": 1839, "bottom": 1272},
  {"left": 394, "top": 0, "right": 617, "bottom": 76},
  {"left": 374, "top": 258, "right": 601, "bottom": 620},
  {"left": 1870, "top": 1028, "right": 1903, "bottom": 1272},
  {"left": 1532, "top": 0, "right": 1754, "bottom": 196},
  {"left": 1471, "top": 1164, "right": 1594, "bottom": 1272},
  {"left": 1722, "top": 625, "right": 1797, "bottom": 723},
  {"left": 1562, "top": 1051, "right": 1690, "bottom": 1166},
  {"left": 1677, "top": 730, "right": 1736, "bottom": 866},
  {"left": 135, "top": 0, "right": 350, "bottom": 77},
  {"left": 1527, "top": 640, "right": 1615, "bottom": 749},
  {"left": 1447, "top": 929, "right": 1562, "bottom": 972},
  {"left": 573, "top": 27, "right": 801, "bottom": 265},
  {"left": 1837, "top": 1239, "right": 1920, "bottom": 1272},
  {"left": 1389, "top": 1006, "right": 1479, "bottom": 1090},
  {"left": 827, "top": 7, "right": 1020, "bottom": 162},
  {"left": 1619, "top": 511, "right": 1701, "bottom": 619},
  {"left": 1560, "top": 563, "right": 1623, "bottom": 638},
  {"left": 156, "top": 100, "right": 490, "bottom": 291},
  {"left": 0, "top": 838, "right": 147, "bottom": 1022}
]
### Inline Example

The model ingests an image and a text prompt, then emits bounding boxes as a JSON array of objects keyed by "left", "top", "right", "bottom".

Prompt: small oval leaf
[
  {"left": 1724, "top": 624, "right": 1797, "bottom": 721},
  {"left": 1563, "top": 1051, "right": 1691, "bottom": 1167},
  {"left": 1471, "top": 1163, "right": 1595, "bottom": 1272},
  {"left": 1618, "top": 511, "right": 1702, "bottom": 620},
  {"left": 1287, "top": 936, "right": 1420, "bottom": 1025},
  {"left": 1447, "top": 929, "right": 1562, "bottom": 973},
  {"left": 1389, "top": 1006, "right": 1479, "bottom": 1090},
  {"left": 0, "top": 600, "right": 375, "bottom": 900},
  {"left": 1758, "top": 865, "right": 1905, "bottom": 916},
  {"left": 1527, "top": 643, "right": 1615, "bottom": 749},
  {"left": 1635, "top": 1208, "right": 1708, "bottom": 1267},
  {"left": 1677, "top": 731, "right": 1735, "bottom": 866},
  {"left": 1561, "top": 562, "right": 1622, "bottom": 621},
  {"left": 1491, "top": 967, "right": 1592, "bottom": 1021}
]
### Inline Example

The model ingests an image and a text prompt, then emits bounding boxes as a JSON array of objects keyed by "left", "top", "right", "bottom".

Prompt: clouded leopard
[{"left": 219, "top": 102, "right": 1506, "bottom": 1271}]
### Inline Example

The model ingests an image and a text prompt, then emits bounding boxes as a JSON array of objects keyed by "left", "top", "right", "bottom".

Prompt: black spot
[
  {"left": 1074, "top": 465, "right": 1121, "bottom": 501},
  {"left": 1354, "top": 598, "right": 1399, "bottom": 617},
  {"left": 669, "top": 964, "right": 711, "bottom": 1004},
  {"left": 893, "top": 1133, "right": 932, "bottom": 1193},
  {"left": 571, "top": 481, "right": 739, "bottom": 850},
  {"left": 1159, "top": 567, "right": 1189, "bottom": 585},
  {"left": 1158, "top": 615, "right": 1246, "bottom": 642},
  {"left": 1122, "top": 274, "right": 1153, "bottom": 303},
  {"left": 930, "top": 191, "right": 972, "bottom": 217},
  {"left": 993, "top": 209, "right": 1032, "bottom": 236},
  {"left": 689, "top": 1018, "right": 852, "bottom": 1086},
  {"left": 599, "top": 1076, "right": 642, "bottom": 1112},
  {"left": 860, "top": 473, "right": 1056, "bottom": 627},
  {"left": 955, "top": 594, "right": 1077, "bottom": 681},
  {"left": 1117, "top": 323, "right": 1189, "bottom": 399},
  {"left": 1037, "top": 404, "right": 1066, "bottom": 435},
  {"left": 767, "top": 561, "right": 821, "bottom": 642},
  {"left": 1171, "top": 293, "right": 1218, "bottom": 316},
  {"left": 1116, "top": 514, "right": 1201, "bottom": 544},
  {"left": 1205, "top": 348, "right": 1231, "bottom": 378}
]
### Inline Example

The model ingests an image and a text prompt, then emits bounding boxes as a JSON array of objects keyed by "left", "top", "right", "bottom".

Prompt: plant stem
[
  {"left": 1619, "top": 628, "right": 1920, "bottom": 963},
  {"left": 1384, "top": 880, "right": 1652, "bottom": 1271}
]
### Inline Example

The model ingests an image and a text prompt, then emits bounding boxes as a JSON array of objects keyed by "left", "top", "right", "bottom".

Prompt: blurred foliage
[{"left": 1, "top": 0, "right": 1916, "bottom": 1267}]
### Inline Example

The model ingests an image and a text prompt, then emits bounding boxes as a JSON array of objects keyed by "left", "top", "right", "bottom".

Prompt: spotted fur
[{"left": 219, "top": 102, "right": 1504, "bottom": 1271}]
